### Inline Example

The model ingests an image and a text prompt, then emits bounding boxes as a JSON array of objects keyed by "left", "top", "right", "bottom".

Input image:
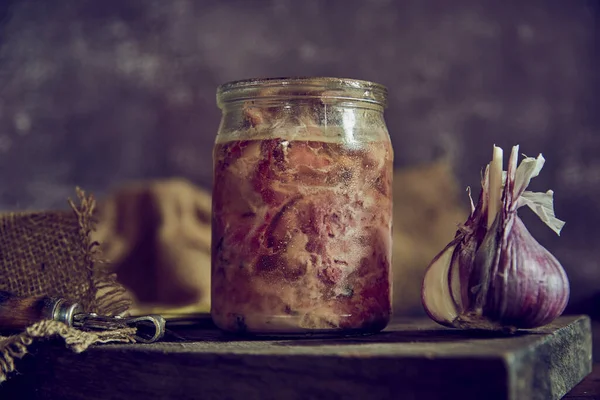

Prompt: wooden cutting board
[{"left": 0, "top": 315, "right": 591, "bottom": 400}]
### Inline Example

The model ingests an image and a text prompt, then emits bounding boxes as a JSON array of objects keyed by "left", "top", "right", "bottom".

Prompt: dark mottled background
[{"left": 0, "top": 0, "right": 598, "bottom": 315}]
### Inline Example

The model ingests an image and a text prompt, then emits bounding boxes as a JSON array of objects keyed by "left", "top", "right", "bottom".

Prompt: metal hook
[
  {"left": 72, "top": 313, "right": 166, "bottom": 343},
  {"left": 121, "top": 315, "right": 166, "bottom": 343}
]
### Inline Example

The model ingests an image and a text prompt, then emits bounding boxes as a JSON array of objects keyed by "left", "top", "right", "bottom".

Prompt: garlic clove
[
  {"left": 421, "top": 244, "right": 459, "bottom": 326},
  {"left": 449, "top": 249, "right": 465, "bottom": 312},
  {"left": 468, "top": 213, "right": 502, "bottom": 312}
]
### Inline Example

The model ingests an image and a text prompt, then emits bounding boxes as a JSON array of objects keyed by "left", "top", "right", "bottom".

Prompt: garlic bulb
[{"left": 421, "top": 144, "right": 569, "bottom": 332}]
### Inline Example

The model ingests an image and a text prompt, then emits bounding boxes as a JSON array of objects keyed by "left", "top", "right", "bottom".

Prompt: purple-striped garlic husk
[{"left": 421, "top": 144, "right": 569, "bottom": 332}]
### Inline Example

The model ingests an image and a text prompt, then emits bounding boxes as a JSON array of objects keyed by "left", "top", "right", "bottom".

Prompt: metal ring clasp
[{"left": 121, "top": 315, "right": 166, "bottom": 343}]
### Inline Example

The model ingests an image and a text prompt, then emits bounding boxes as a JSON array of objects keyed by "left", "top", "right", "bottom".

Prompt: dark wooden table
[
  {"left": 0, "top": 316, "right": 593, "bottom": 400},
  {"left": 564, "top": 364, "right": 600, "bottom": 399}
]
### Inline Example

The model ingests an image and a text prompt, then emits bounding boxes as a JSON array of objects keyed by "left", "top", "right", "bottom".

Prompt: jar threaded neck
[{"left": 216, "top": 76, "right": 388, "bottom": 109}]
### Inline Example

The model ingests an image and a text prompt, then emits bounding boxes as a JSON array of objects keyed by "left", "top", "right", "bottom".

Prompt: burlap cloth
[{"left": 0, "top": 188, "right": 135, "bottom": 383}]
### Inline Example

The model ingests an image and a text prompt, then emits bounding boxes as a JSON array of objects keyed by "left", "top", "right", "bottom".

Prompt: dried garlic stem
[{"left": 487, "top": 145, "right": 503, "bottom": 229}]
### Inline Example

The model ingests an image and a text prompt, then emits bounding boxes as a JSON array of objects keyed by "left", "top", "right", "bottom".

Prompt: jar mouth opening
[{"left": 217, "top": 76, "right": 388, "bottom": 108}]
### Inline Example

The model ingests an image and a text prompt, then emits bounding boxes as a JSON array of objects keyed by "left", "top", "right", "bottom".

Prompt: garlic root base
[{"left": 453, "top": 313, "right": 518, "bottom": 334}]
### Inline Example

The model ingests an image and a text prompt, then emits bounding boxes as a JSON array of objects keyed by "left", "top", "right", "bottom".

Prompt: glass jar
[{"left": 211, "top": 77, "right": 393, "bottom": 335}]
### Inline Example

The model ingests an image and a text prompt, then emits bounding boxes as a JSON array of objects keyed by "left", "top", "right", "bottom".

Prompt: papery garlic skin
[{"left": 421, "top": 145, "right": 570, "bottom": 331}]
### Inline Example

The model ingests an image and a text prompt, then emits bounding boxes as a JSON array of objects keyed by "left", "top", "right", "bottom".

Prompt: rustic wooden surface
[
  {"left": 564, "top": 363, "right": 600, "bottom": 399},
  {"left": 0, "top": 315, "right": 592, "bottom": 400}
]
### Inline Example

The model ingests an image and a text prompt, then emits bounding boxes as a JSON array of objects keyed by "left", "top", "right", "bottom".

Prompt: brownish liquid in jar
[{"left": 211, "top": 138, "right": 393, "bottom": 334}]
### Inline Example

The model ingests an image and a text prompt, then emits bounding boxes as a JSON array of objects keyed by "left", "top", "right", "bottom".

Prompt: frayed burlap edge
[
  {"left": 0, "top": 188, "right": 137, "bottom": 384},
  {"left": 68, "top": 187, "right": 131, "bottom": 316},
  {"left": 0, "top": 320, "right": 136, "bottom": 383}
]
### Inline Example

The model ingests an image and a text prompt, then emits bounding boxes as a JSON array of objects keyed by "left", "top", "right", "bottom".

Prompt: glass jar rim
[{"left": 216, "top": 76, "right": 388, "bottom": 108}]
